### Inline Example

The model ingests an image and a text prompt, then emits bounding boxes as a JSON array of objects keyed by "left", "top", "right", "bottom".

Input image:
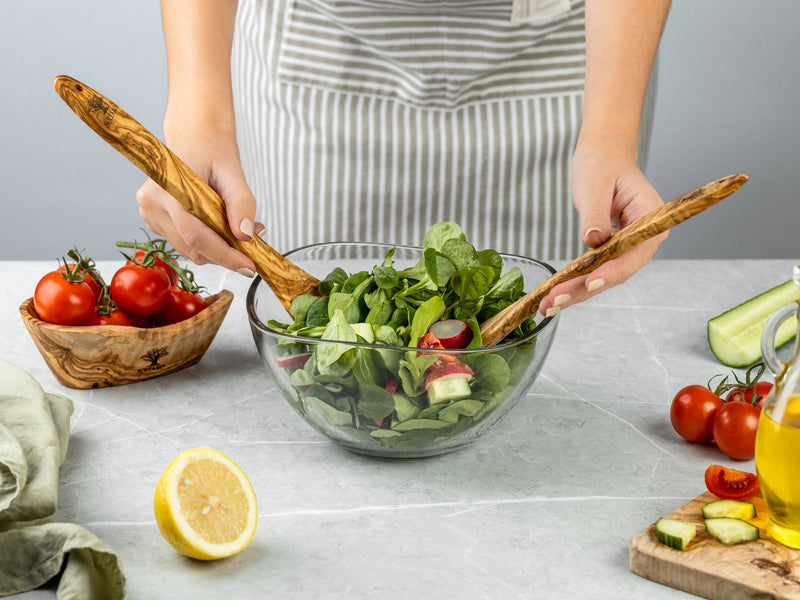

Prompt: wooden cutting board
[{"left": 630, "top": 492, "right": 800, "bottom": 599}]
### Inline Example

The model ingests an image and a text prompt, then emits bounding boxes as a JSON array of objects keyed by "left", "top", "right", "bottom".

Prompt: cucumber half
[
  {"left": 701, "top": 499, "right": 756, "bottom": 520},
  {"left": 705, "top": 517, "right": 760, "bottom": 544},
  {"left": 655, "top": 518, "right": 697, "bottom": 550},
  {"left": 707, "top": 279, "right": 800, "bottom": 368}
]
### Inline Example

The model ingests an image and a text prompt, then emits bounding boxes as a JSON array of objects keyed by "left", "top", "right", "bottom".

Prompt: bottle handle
[{"left": 762, "top": 303, "right": 798, "bottom": 376}]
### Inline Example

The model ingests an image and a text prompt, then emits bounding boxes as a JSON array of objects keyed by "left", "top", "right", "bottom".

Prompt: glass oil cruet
[{"left": 756, "top": 264, "right": 800, "bottom": 548}]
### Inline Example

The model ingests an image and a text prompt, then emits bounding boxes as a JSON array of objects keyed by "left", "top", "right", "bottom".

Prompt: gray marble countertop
[{"left": 4, "top": 258, "right": 797, "bottom": 599}]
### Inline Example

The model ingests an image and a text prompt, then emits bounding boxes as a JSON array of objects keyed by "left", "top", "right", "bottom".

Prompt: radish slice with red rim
[{"left": 429, "top": 319, "right": 472, "bottom": 348}]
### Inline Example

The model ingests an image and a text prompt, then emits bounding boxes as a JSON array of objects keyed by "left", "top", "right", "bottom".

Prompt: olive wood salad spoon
[
  {"left": 479, "top": 173, "right": 749, "bottom": 347},
  {"left": 52, "top": 75, "right": 320, "bottom": 312}
]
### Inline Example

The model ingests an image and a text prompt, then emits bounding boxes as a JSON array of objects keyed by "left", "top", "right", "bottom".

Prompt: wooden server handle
[
  {"left": 479, "top": 173, "right": 749, "bottom": 347},
  {"left": 53, "top": 75, "right": 319, "bottom": 311}
]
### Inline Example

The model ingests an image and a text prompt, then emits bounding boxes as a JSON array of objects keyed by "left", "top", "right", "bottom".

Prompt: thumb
[
  {"left": 573, "top": 178, "right": 615, "bottom": 249},
  {"left": 580, "top": 215, "right": 612, "bottom": 249},
  {"left": 216, "top": 167, "right": 259, "bottom": 242}
]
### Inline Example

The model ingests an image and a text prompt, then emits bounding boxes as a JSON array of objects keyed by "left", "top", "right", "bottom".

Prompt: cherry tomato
[
  {"left": 712, "top": 401, "right": 761, "bottom": 460},
  {"left": 59, "top": 263, "right": 102, "bottom": 301},
  {"left": 134, "top": 249, "right": 179, "bottom": 285},
  {"left": 33, "top": 270, "right": 96, "bottom": 325},
  {"left": 670, "top": 385, "right": 724, "bottom": 443},
  {"left": 83, "top": 275, "right": 103, "bottom": 302},
  {"left": 704, "top": 464, "right": 760, "bottom": 500},
  {"left": 86, "top": 308, "right": 133, "bottom": 327},
  {"left": 152, "top": 287, "right": 207, "bottom": 326},
  {"left": 109, "top": 262, "right": 171, "bottom": 317},
  {"left": 725, "top": 381, "right": 773, "bottom": 409}
]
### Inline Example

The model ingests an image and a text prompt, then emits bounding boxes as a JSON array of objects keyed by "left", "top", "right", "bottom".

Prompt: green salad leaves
[{"left": 266, "top": 222, "right": 540, "bottom": 453}]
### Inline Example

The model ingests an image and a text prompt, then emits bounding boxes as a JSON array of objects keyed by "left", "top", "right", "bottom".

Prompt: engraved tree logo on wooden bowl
[{"left": 141, "top": 347, "right": 169, "bottom": 369}]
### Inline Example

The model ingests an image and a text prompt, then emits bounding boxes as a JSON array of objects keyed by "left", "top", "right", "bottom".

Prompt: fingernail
[
  {"left": 553, "top": 293, "right": 571, "bottom": 307},
  {"left": 254, "top": 223, "right": 266, "bottom": 238},
  {"left": 586, "top": 278, "right": 605, "bottom": 292},
  {"left": 237, "top": 267, "right": 256, "bottom": 278},
  {"left": 584, "top": 226, "right": 603, "bottom": 236},
  {"left": 545, "top": 306, "right": 560, "bottom": 318},
  {"left": 240, "top": 218, "right": 254, "bottom": 238}
]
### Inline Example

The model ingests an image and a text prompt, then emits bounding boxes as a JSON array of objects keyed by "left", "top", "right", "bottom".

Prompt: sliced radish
[
  {"left": 429, "top": 319, "right": 472, "bottom": 349},
  {"left": 374, "top": 379, "right": 400, "bottom": 426},
  {"left": 424, "top": 363, "right": 474, "bottom": 391},
  {"left": 373, "top": 416, "right": 394, "bottom": 428},
  {"left": 274, "top": 352, "right": 312, "bottom": 369},
  {"left": 385, "top": 378, "right": 399, "bottom": 395}
]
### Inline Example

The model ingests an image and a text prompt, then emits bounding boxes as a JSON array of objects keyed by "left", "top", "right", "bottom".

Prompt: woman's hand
[
  {"left": 135, "top": 129, "right": 264, "bottom": 277},
  {"left": 138, "top": 0, "right": 260, "bottom": 275},
  {"left": 537, "top": 140, "right": 667, "bottom": 317},
  {"left": 538, "top": 0, "right": 672, "bottom": 316}
]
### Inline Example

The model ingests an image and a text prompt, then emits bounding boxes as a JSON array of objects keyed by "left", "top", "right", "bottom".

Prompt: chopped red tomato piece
[
  {"left": 416, "top": 332, "right": 463, "bottom": 370},
  {"left": 704, "top": 464, "right": 760, "bottom": 500}
]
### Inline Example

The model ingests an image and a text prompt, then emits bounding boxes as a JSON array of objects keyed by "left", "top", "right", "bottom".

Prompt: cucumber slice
[
  {"left": 427, "top": 376, "right": 472, "bottom": 405},
  {"left": 655, "top": 518, "right": 697, "bottom": 550},
  {"left": 701, "top": 499, "right": 757, "bottom": 520},
  {"left": 704, "top": 517, "right": 760, "bottom": 544},
  {"left": 707, "top": 279, "right": 800, "bottom": 367}
]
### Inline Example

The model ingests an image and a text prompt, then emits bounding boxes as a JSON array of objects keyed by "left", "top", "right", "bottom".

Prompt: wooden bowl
[{"left": 19, "top": 290, "right": 233, "bottom": 389}]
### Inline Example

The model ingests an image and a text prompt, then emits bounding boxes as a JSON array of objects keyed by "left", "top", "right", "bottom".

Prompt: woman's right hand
[
  {"left": 145, "top": 0, "right": 253, "bottom": 274},
  {"left": 135, "top": 130, "right": 264, "bottom": 277}
]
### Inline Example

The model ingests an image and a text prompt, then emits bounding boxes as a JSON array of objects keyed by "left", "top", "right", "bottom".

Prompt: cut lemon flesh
[{"left": 154, "top": 447, "right": 257, "bottom": 560}]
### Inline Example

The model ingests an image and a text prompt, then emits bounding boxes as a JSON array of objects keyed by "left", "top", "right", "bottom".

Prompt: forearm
[
  {"left": 160, "top": 0, "right": 239, "bottom": 141},
  {"left": 579, "top": 0, "right": 671, "bottom": 159}
]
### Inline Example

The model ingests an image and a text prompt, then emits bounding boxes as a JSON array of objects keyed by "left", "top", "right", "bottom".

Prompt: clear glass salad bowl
[{"left": 246, "top": 241, "right": 559, "bottom": 458}]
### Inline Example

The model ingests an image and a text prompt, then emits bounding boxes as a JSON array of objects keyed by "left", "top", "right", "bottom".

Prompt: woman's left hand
[{"left": 537, "top": 142, "right": 667, "bottom": 318}]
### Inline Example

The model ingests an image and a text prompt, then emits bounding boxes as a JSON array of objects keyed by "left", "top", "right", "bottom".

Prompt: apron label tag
[{"left": 511, "top": 0, "right": 571, "bottom": 23}]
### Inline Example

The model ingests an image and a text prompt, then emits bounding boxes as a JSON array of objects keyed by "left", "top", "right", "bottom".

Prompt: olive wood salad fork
[
  {"left": 478, "top": 173, "right": 749, "bottom": 346},
  {"left": 53, "top": 75, "right": 320, "bottom": 311}
]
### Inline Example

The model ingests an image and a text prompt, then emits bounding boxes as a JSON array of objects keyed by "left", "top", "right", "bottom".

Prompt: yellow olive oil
[{"left": 756, "top": 398, "right": 800, "bottom": 549}]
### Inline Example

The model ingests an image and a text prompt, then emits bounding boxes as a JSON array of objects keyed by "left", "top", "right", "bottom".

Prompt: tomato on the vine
[
  {"left": 59, "top": 263, "right": 102, "bottom": 301},
  {"left": 725, "top": 381, "right": 773, "bottom": 408},
  {"left": 110, "top": 261, "right": 171, "bottom": 317},
  {"left": 87, "top": 307, "right": 133, "bottom": 327},
  {"left": 34, "top": 268, "right": 96, "bottom": 325},
  {"left": 712, "top": 401, "right": 761, "bottom": 460},
  {"left": 152, "top": 287, "right": 207, "bottom": 326},
  {"left": 33, "top": 238, "right": 210, "bottom": 329},
  {"left": 717, "top": 363, "right": 772, "bottom": 409},
  {"left": 134, "top": 249, "right": 179, "bottom": 285},
  {"left": 704, "top": 464, "right": 760, "bottom": 500},
  {"left": 670, "top": 385, "right": 724, "bottom": 443},
  {"left": 129, "top": 316, "right": 152, "bottom": 328}
]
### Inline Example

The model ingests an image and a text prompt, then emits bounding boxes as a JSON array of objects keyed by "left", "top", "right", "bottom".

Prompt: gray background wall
[{"left": 2, "top": 1, "right": 798, "bottom": 261}]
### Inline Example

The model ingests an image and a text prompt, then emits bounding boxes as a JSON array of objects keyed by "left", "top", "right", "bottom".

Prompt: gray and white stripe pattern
[
  {"left": 276, "top": 0, "right": 586, "bottom": 108},
  {"left": 233, "top": 0, "right": 596, "bottom": 260}
]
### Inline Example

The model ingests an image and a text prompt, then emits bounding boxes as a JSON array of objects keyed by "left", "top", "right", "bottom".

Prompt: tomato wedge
[{"left": 704, "top": 464, "right": 760, "bottom": 500}]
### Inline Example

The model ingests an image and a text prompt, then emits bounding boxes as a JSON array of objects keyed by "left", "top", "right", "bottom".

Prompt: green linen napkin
[{"left": 0, "top": 360, "right": 126, "bottom": 599}]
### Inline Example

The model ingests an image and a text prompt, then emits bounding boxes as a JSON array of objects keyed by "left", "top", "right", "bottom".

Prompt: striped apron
[{"left": 232, "top": 0, "right": 655, "bottom": 261}]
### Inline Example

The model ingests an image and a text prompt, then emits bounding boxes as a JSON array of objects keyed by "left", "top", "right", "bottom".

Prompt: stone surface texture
[{"left": 4, "top": 259, "right": 796, "bottom": 599}]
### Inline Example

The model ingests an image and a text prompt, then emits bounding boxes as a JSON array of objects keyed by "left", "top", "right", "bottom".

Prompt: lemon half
[{"left": 154, "top": 447, "right": 258, "bottom": 560}]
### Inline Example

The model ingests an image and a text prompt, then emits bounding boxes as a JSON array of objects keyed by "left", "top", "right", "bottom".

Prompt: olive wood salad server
[
  {"left": 479, "top": 173, "right": 749, "bottom": 347},
  {"left": 52, "top": 75, "right": 320, "bottom": 311}
]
